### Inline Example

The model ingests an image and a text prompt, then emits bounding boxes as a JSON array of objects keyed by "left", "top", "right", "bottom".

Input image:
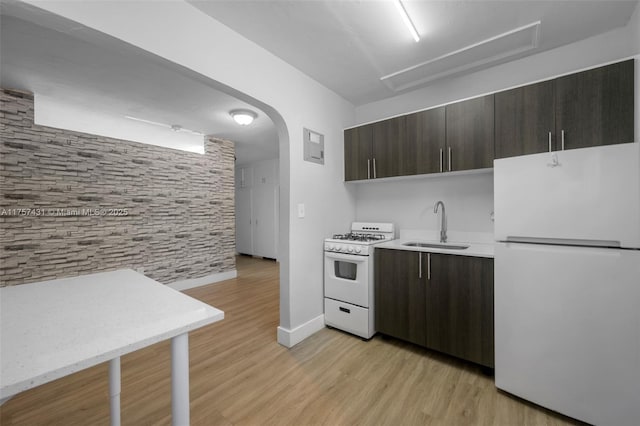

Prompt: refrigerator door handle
[{"left": 505, "top": 236, "right": 621, "bottom": 248}]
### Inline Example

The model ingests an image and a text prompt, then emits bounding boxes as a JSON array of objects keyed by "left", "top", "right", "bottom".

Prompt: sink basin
[{"left": 403, "top": 242, "right": 469, "bottom": 250}]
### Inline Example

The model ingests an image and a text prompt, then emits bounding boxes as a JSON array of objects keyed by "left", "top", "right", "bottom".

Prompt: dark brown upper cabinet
[
  {"left": 344, "top": 123, "right": 373, "bottom": 181},
  {"left": 445, "top": 95, "right": 495, "bottom": 172},
  {"left": 371, "top": 116, "right": 406, "bottom": 179},
  {"left": 344, "top": 117, "right": 406, "bottom": 181},
  {"left": 555, "top": 59, "right": 634, "bottom": 150},
  {"left": 495, "top": 80, "right": 556, "bottom": 159},
  {"left": 494, "top": 59, "right": 634, "bottom": 159},
  {"left": 345, "top": 59, "right": 634, "bottom": 180},
  {"left": 405, "top": 107, "right": 446, "bottom": 175}
]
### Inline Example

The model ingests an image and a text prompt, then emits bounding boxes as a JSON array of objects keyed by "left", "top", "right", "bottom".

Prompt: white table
[{"left": 0, "top": 269, "right": 224, "bottom": 426}]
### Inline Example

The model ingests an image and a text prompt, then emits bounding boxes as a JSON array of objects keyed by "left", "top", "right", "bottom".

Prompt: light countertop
[
  {"left": 376, "top": 238, "right": 495, "bottom": 258},
  {"left": 0, "top": 269, "right": 224, "bottom": 399}
]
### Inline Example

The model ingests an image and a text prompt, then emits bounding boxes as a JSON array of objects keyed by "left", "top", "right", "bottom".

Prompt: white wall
[
  {"left": 35, "top": 94, "right": 205, "bottom": 154},
  {"left": 354, "top": 171, "right": 494, "bottom": 241},
  {"left": 26, "top": 0, "right": 357, "bottom": 346},
  {"left": 353, "top": 9, "right": 640, "bottom": 241}
]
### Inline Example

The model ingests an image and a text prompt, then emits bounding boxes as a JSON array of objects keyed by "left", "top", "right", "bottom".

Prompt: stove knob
[
  {"left": 336, "top": 245, "right": 342, "bottom": 251},
  {"left": 347, "top": 246, "right": 353, "bottom": 253},
  {"left": 354, "top": 246, "right": 362, "bottom": 254},
  {"left": 328, "top": 244, "right": 335, "bottom": 251}
]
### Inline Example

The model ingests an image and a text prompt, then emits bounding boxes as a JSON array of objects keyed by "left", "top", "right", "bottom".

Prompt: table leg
[
  {"left": 109, "top": 357, "right": 121, "bottom": 426},
  {"left": 171, "top": 333, "right": 190, "bottom": 426}
]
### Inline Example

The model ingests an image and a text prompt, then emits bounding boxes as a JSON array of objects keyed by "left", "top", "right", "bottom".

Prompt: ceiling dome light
[{"left": 230, "top": 109, "right": 257, "bottom": 126}]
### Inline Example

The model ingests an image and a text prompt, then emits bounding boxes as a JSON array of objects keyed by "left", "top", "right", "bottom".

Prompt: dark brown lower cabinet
[
  {"left": 374, "top": 248, "right": 494, "bottom": 368},
  {"left": 426, "top": 254, "right": 494, "bottom": 368},
  {"left": 374, "top": 248, "right": 426, "bottom": 346}
]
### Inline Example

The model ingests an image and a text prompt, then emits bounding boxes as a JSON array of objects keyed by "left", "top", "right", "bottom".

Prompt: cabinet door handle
[
  {"left": 548, "top": 131, "right": 552, "bottom": 152},
  {"left": 561, "top": 130, "right": 565, "bottom": 150},
  {"left": 373, "top": 158, "right": 377, "bottom": 179},
  {"left": 367, "top": 159, "right": 371, "bottom": 179},
  {"left": 448, "top": 147, "right": 452, "bottom": 172},
  {"left": 427, "top": 253, "right": 431, "bottom": 280},
  {"left": 439, "top": 148, "right": 443, "bottom": 173},
  {"left": 418, "top": 252, "right": 422, "bottom": 279}
]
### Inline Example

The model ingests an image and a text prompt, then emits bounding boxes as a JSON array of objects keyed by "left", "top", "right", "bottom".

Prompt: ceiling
[
  {"left": 190, "top": 0, "right": 639, "bottom": 105},
  {"left": 0, "top": 1, "right": 279, "bottom": 164},
  {"left": 1, "top": 1, "right": 637, "bottom": 161}
]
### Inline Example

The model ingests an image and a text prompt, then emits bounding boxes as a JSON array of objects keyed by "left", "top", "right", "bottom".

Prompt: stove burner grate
[{"left": 331, "top": 233, "right": 386, "bottom": 242}]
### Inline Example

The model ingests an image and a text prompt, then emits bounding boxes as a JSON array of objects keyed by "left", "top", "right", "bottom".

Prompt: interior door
[
  {"left": 252, "top": 185, "right": 277, "bottom": 259},
  {"left": 235, "top": 188, "right": 253, "bottom": 255}
]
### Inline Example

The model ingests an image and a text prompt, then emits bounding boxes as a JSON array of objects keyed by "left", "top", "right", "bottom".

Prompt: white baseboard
[
  {"left": 0, "top": 396, "right": 12, "bottom": 406},
  {"left": 168, "top": 270, "right": 237, "bottom": 291},
  {"left": 277, "top": 314, "right": 325, "bottom": 348}
]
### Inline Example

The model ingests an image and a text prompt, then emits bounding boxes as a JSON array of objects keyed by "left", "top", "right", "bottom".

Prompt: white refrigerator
[{"left": 494, "top": 143, "right": 640, "bottom": 426}]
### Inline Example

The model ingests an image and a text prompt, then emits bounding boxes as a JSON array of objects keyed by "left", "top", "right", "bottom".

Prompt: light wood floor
[{"left": 1, "top": 256, "right": 582, "bottom": 425}]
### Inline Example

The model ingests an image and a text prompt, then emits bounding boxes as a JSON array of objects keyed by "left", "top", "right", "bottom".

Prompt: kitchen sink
[{"left": 403, "top": 242, "right": 469, "bottom": 250}]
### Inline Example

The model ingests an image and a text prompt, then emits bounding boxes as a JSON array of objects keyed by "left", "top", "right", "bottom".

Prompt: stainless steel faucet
[{"left": 434, "top": 201, "right": 447, "bottom": 243}]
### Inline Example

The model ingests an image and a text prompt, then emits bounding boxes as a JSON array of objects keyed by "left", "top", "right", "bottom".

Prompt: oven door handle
[{"left": 324, "top": 252, "right": 367, "bottom": 262}]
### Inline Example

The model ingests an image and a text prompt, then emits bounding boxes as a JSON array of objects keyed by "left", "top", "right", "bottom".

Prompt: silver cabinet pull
[
  {"left": 548, "top": 131, "right": 552, "bottom": 152},
  {"left": 561, "top": 130, "right": 565, "bottom": 150},
  {"left": 427, "top": 253, "right": 431, "bottom": 280},
  {"left": 439, "top": 148, "right": 443, "bottom": 172},
  {"left": 418, "top": 252, "right": 422, "bottom": 279},
  {"left": 367, "top": 159, "right": 371, "bottom": 179},
  {"left": 448, "top": 147, "right": 452, "bottom": 172},
  {"left": 373, "top": 158, "right": 377, "bottom": 179}
]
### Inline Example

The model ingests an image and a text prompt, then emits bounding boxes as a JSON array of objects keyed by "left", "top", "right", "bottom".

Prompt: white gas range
[{"left": 323, "top": 222, "right": 395, "bottom": 339}]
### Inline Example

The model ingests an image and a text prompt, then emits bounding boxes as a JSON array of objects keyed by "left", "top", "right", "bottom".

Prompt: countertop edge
[{"left": 376, "top": 239, "right": 495, "bottom": 258}]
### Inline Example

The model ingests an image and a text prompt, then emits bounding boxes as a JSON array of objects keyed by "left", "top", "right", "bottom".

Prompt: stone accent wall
[{"left": 0, "top": 89, "right": 235, "bottom": 287}]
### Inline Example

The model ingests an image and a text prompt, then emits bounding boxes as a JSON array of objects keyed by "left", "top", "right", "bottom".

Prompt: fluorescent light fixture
[
  {"left": 230, "top": 109, "right": 257, "bottom": 126},
  {"left": 394, "top": 0, "right": 420, "bottom": 42}
]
